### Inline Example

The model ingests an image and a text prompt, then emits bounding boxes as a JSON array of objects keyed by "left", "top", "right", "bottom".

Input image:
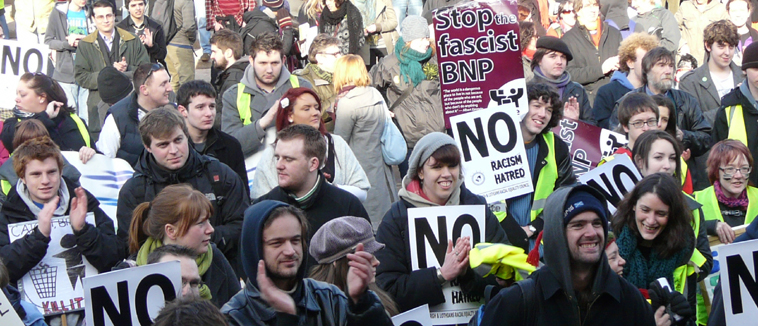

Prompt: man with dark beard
[
  {"left": 210, "top": 29, "right": 248, "bottom": 128},
  {"left": 609, "top": 47, "right": 712, "bottom": 188},
  {"left": 221, "top": 200, "right": 391, "bottom": 326}
]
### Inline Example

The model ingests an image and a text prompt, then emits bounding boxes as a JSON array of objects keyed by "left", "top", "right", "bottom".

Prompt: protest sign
[
  {"left": 551, "top": 119, "right": 628, "bottom": 176},
  {"left": 434, "top": 0, "right": 527, "bottom": 127},
  {"left": 61, "top": 152, "right": 134, "bottom": 223},
  {"left": 83, "top": 261, "right": 181, "bottom": 326},
  {"left": 0, "top": 39, "right": 49, "bottom": 109},
  {"left": 8, "top": 213, "right": 97, "bottom": 315},
  {"left": 717, "top": 239, "right": 758, "bottom": 325},
  {"left": 408, "top": 205, "right": 485, "bottom": 325},
  {"left": 450, "top": 106, "right": 533, "bottom": 203},
  {"left": 578, "top": 154, "right": 641, "bottom": 213},
  {"left": 0, "top": 289, "right": 24, "bottom": 326},
  {"left": 392, "top": 304, "right": 433, "bottom": 326}
]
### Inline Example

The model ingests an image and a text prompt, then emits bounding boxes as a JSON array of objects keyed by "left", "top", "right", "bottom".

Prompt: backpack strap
[
  {"left": 515, "top": 278, "right": 538, "bottom": 325},
  {"left": 206, "top": 160, "right": 226, "bottom": 206}
]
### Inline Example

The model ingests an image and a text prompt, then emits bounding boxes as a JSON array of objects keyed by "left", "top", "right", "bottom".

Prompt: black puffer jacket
[
  {"left": 609, "top": 87, "right": 712, "bottom": 157},
  {"left": 116, "top": 148, "right": 248, "bottom": 274},
  {"left": 374, "top": 184, "right": 509, "bottom": 313},
  {"left": 0, "top": 177, "right": 127, "bottom": 284},
  {"left": 0, "top": 112, "right": 92, "bottom": 153},
  {"left": 195, "top": 128, "right": 249, "bottom": 197},
  {"left": 562, "top": 21, "right": 623, "bottom": 103}
]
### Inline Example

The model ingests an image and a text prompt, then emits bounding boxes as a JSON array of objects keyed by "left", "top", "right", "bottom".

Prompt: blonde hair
[
  {"left": 333, "top": 55, "right": 370, "bottom": 92},
  {"left": 302, "top": 0, "right": 323, "bottom": 22}
]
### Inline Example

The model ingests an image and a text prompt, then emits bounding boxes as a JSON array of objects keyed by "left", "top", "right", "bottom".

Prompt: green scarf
[
  {"left": 395, "top": 37, "right": 433, "bottom": 87},
  {"left": 616, "top": 226, "right": 687, "bottom": 289},
  {"left": 136, "top": 237, "right": 214, "bottom": 301},
  {"left": 308, "top": 63, "right": 333, "bottom": 83}
]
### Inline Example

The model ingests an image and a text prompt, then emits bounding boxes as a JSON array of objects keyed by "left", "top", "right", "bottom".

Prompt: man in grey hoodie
[{"left": 221, "top": 32, "right": 312, "bottom": 156}]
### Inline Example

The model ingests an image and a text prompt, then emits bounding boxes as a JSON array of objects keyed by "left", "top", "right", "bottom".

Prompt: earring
[{"left": 289, "top": 119, "right": 294, "bottom": 123}]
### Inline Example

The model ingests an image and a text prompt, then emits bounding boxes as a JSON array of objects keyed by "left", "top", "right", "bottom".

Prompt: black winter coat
[
  {"left": 0, "top": 112, "right": 92, "bottom": 153},
  {"left": 0, "top": 178, "right": 127, "bottom": 284},
  {"left": 562, "top": 22, "right": 623, "bottom": 103},
  {"left": 195, "top": 128, "right": 249, "bottom": 197},
  {"left": 713, "top": 86, "right": 758, "bottom": 188},
  {"left": 116, "top": 149, "right": 249, "bottom": 275},
  {"left": 374, "top": 184, "right": 509, "bottom": 313},
  {"left": 117, "top": 15, "right": 168, "bottom": 66},
  {"left": 502, "top": 132, "right": 576, "bottom": 251},
  {"left": 214, "top": 59, "right": 249, "bottom": 128},
  {"left": 201, "top": 244, "right": 242, "bottom": 308},
  {"left": 609, "top": 88, "right": 713, "bottom": 157}
]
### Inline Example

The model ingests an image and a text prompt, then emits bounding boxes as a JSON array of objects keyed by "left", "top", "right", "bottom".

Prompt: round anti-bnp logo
[{"left": 472, "top": 172, "right": 485, "bottom": 185}]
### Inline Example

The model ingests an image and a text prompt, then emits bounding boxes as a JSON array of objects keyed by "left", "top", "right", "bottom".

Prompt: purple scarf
[
  {"left": 533, "top": 67, "right": 572, "bottom": 97},
  {"left": 715, "top": 181, "right": 749, "bottom": 210}
]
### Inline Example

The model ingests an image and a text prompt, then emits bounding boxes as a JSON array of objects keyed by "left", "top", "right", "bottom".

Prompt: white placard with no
[
  {"left": 450, "top": 106, "right": 533, "bottom": 203},
  {"left": 717, "top": 239, "right": 758, "bottom": 325},
  {"left": 8, "top": 213, "right": 97, "bottom": 315},
  {"left": 83, "top": 261, "right": 182, "bottom": 326},
  {"left": 0, "top": 39, "right": 49, "bottom": 110},
  {"left": 578, "top": 154, "right": 641, "bottom": 214},
  {"left": 407, "top": 205, "right": 486, "bottom": 325}
]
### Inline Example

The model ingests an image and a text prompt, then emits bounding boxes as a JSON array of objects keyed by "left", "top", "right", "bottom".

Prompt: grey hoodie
[
  {"left": 45, "top": 3, "right": 95, "bottom": 83},
  {"left": 221, "top": 65, "right": 313, "bottom": 156}
]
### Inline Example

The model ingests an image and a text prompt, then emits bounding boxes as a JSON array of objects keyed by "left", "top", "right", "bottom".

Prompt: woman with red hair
[
  {"left": 249, "top": 87, "right": 370, "bottom": 200},
  {"left": 694, "top": 140, "right": 758, "bottom": 245}
]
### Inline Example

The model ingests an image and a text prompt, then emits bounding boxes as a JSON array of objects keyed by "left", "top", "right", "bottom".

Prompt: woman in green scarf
[
  {"left": 128, "top": 184, "right": 241, "bottom": 308},
  {"left": 369, "top": 15, "right": 442, "bottom": 177}
]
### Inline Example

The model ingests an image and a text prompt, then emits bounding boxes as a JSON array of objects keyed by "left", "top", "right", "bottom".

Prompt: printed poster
[
  {"left": 0, "top": 39, "right": 49, "bottom": 110},
  {"left": 408, "top": 205, "right": 486, "bottom": 325},
  {"left": 434, "top": 0, "right": 527, "bottom": 127},
  {"left": 8, "top": 213, "right": 97, "bottom": 315},
  {"left": 551, "top": 118, "right": 628, "bottom": 177}
]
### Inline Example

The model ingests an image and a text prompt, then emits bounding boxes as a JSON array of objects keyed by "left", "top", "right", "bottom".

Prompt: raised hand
[
  {"left": 346, "top": 243, "right": 374, "bottom": 303},
  {"left": 69, "top": 187, "right": 88, "bottom": 232},
  {"left": 257, "top": 260, "right": 296, "bottom": 315},
  {"left": 38, "top": 197, "right": 60, "bottom": 238}
]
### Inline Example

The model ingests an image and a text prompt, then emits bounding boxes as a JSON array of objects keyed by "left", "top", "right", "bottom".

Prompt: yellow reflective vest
[
  {"left": 236, "top": 76, "right": 300, "bottom": 126},
  {"left": 725, "top": 105, "right": 749, "bottom": 147}
]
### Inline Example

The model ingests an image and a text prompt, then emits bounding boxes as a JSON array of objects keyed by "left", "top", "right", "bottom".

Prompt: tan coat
[
  {"left": 14, "top": 0, "right": 55, "bottom": 34},
  {"left": 676, "top": 0, "right": 728, "bottom": 65}
]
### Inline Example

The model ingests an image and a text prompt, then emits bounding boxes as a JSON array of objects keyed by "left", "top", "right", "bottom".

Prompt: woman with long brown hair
[{"left": 128, "top": 184, "right": 240, "bottom": 308}]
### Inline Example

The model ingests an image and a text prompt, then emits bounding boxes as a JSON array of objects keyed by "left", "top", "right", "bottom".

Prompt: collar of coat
[{"left": 81, "top": 27, "right": 137, "bottom": 44}]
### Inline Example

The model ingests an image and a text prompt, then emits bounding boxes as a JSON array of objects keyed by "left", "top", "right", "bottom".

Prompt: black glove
[
  {"left": 667, "top": 290, "right": 693, "bottom": 320},
  {"left": 648, "top": 280, "right": 668, "bottom": 309}
]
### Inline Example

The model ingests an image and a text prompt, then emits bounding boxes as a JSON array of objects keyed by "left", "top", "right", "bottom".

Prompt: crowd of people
[{"left": 0, "top": 0, "right": 757, "bottom": 325}]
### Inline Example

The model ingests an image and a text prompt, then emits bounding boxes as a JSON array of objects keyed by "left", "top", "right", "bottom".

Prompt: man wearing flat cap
[{"left": 530, "top": 36, "right": 595, "bottom": 125}]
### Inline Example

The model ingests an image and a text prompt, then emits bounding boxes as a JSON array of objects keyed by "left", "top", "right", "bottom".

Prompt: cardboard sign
[
  {"left": 0, "top": 289, "right": 24, "bottom": 326},
  {"left": 407, "top": 205, "right": 486, "bottom": 325},
  {"left": 391, "top": 304, "right": 434, "bottom": 326},
  {"left": 0, "top": 39, "right": 49, "bottom": 109},
  {"left": 8, "top": 213, "right": 97, "bottom": 315},
  {"left": 578, "top": 154, "right": 641, "bottom": 214},
  {"left": 434, "top": 0, "right": 527, "bottom": 128},
  {"left": 551, "top": 118, "right": 628, "bottom": 176},
  {"left": 61, "top": 152, "right": 134, "bottom": 224},
  {"left": 717, "top": 239, "right": 758, "bottom": 325},
  {"left": 450, "top": 106, "right": 533, "bottom": 203},
  {"left": 83, "top": 261, "right": 182, "bottom": 326}
]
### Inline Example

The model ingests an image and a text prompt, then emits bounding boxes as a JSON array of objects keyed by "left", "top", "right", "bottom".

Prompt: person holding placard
[
  {"left": 496, "top": 83, "right": 575, "bottom": 252},
  {"left": 222, "top": 200, "right": 392, "bottom": 326},
  {"left": 0, "top": 137, "right": 126, "bottom": 325},
  {"left": 480, "top": 184, "right": 655, "bottom": 326},
  {"left": 374, "top": 132, "right": 508, "bottom": 313},
  {"left": 694, "top": 140, "right": 758, "bottom": 245},
  {"left": 128, "top": 184, "right": 241, "bottom": 308}
]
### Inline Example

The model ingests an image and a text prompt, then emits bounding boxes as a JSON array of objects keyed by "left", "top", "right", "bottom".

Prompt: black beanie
[
  {"left": 98, "top": 66, "right": 133, "bottom": 105},
  {"left": 743, "top": 42, "right": 758, "bottom": 70},
  {"left": 536, "top": 36, "right": 573, "bottom": 62}
]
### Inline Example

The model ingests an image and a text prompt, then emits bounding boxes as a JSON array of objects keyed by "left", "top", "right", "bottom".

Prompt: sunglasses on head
[{"left": 144, "top": 63, "right": 164, "bottom": 85}]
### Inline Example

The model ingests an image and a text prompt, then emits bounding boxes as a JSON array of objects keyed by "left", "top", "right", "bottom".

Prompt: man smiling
[{"left": 117, "top": 107, "right": 249, "bottom": 277}]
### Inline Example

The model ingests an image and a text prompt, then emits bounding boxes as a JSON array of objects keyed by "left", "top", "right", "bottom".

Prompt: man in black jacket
[
  {"left": 221, "top": 200, "right": 392, "bottom": 326},
  {"left": 177, "top": 80, "right": 249, "bottom": 196},
  {"left": 210, "top": 29, "right": 248, "bottom": 128},
  {"left": 255, "top": 125, "right": 369, "bottom": 269},
  {"left": 480, "top": 185, "right": 656, "bottom": 326},
  {"left": 0, "top": 137, "right": 127, "bottom": 285},
  {"left": 117, "top": 0, "right": 168, "bottom": 66},
  {"left": 609, "top": 47, "right": 713, "bottom": 187},
  {"left": 562, "top": 0, "right": 622, "bottom": 103},
  {"left": 117, "top": 107, "right": 249, "bottom": 277}
]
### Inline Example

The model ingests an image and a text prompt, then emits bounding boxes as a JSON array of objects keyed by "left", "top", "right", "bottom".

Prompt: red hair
[
  {"left": 275, "top": 87, "right": 327, "bottom": 135},
  {"left": 707, "top": 139, "right": 754, "bottom": 185}
]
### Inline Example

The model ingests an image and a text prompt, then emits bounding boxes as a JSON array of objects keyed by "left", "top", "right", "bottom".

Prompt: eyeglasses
[
  {"left": 628, "top": 118, "right": 659, "bottom": 129},
  {"left": 143, "top": 63, "right": 164, "bottom": 85},
  {"left": 182, "top": 279, "right": 204, "bottom": 289},
  {"left": 719, "top": 166, "right": 752, "bottom": 177},
  {"left": 319, "top": 51, "right": 342, "bottom": 57}
]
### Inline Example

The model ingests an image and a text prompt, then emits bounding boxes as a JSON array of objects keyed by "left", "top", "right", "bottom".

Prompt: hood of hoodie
[
  {"left": 542, "top": 184, "right": 611, "bottom": 300},
  {"left": 240, "top": 62, "right": 295, "bottom": 93},
  {"left": 240, "top": 200, "right": 309, "bottom": 288},
  {"left": 610, "top": 70, "right": 635, "bottom": 90},
  {"left": 134, "top": 146, "right": 209, "bottom": 184}
]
